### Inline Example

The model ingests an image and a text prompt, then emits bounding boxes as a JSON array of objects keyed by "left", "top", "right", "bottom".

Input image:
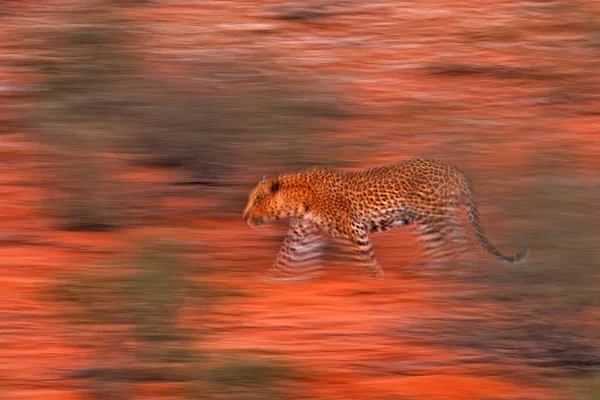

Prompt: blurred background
[{"left": 0, "top": 1, "right": 599, "bottom": 399}]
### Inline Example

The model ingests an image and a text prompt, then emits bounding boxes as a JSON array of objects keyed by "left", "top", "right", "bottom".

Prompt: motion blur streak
[{"left": 0, "top": 0, "right": 598, "bottom": 399}]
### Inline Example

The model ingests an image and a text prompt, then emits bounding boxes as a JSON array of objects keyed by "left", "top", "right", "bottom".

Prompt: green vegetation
[
  {"left": 22, "top": 0, "right": 347, "bottom": 229},
  {"left": 50, "top": 239, "right": 301, "bottom": 399}
]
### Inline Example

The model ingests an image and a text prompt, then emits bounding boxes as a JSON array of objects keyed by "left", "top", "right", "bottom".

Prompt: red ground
[{"left": 1, "top": 1, "right": 599, "bottom": 399}]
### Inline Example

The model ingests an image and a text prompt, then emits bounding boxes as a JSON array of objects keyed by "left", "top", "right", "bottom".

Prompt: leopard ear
[{"left": 270, "top": 179, "right": 281, "bottom": 193}]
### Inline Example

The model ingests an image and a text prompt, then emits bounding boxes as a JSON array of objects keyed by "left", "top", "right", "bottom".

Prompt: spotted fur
[{"left": 243, "top": 158, "right": 528, "bottom": 282}]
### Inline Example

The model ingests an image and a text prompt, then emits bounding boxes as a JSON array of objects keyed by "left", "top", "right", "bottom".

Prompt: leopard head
[{"left": 243, "top": 175, "right": 287, "bottom": 227}]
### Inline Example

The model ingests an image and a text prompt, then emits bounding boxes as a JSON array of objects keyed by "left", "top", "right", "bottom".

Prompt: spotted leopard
[{"left": 243, "top": 158, "right": 528, "bottom": 282}]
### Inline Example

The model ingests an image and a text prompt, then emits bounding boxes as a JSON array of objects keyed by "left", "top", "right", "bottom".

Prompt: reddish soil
[{"left": 1, "top": 1, "right": 599, "bottom": 399}]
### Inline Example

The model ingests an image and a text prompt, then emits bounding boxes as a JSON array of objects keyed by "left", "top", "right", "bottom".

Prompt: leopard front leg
[
  {"left": 347, "top": 221, "right": 384, "bottom": 279},
  {"left": 265, "top": 218, "right": 325, "bottom": 283}
]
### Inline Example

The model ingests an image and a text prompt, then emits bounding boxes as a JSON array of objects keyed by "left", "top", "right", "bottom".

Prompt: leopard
[{"left": 243, "top": 158, "right": 528, "bottom": 282}]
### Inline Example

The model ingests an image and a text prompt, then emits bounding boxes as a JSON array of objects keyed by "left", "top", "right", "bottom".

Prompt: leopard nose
[{"left": 253, "top": 217, "right": 264, "bottom": 226}]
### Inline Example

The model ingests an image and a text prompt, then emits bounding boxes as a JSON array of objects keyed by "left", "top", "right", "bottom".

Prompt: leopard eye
[{"left": 270, "top": 180, "right": 281, "bottom": 193}]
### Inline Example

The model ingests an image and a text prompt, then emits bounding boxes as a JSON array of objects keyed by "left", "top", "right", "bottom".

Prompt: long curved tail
[{"left": 460, "top": 180, "right": 528, "bottom": 263}]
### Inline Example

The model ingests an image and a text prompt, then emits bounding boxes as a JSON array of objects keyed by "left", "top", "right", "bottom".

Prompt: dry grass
[{"left": 387, "top": 150, "right": 600, "bottom": 381}]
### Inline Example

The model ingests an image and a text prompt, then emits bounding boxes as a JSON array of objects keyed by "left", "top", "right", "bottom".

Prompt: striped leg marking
[
  {"left": 415, "top": 214, "right": 469, "bottom": 269},
  {"left": 265, "top": 219, "right": 325, "bottom": 283},
  {"left": 348, "top": 222, "right": 383, "bottom": 279}
]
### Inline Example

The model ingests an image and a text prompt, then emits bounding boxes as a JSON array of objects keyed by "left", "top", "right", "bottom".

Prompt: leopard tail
[{"left": 460, "top": 178, "right": 528, "bottom": 263}]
